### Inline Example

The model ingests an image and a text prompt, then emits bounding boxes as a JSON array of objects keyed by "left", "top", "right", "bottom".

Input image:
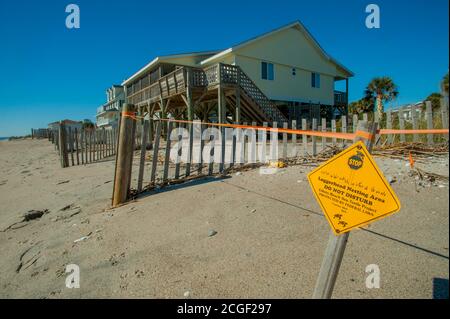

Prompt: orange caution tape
[
  {"left": 123, "top": 116, "right": 449, "bottom": 141},
  {"left": 379, "top": 129, "right": 449, "bottom": 135}
]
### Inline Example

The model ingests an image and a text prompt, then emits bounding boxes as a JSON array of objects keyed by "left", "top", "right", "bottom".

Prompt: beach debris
[
  {"left": 372, "top": 143, "right": 449, "bottom": 161},
  {"left": 73, "top": 232, "right": 93, "bottom": 243},
  {"left": 57, "top": 180, "right": 70, "bottom": 185},
  {"left": 2, "top": 209, "right": 49, "bottom": 232},
  {"left": 387, "top": 176, "right": 397, "bottom": 184},
  {"left": 208, "top": 229, "right": 218, "bottom": 237},
  {"left": 184, "top": 291, "right": 191, "bottom": 298},
  {"left": 250, "top": 209, "right": 257, "bottom": 213},
  {"left": 269, "top": 161, "right": 287, "bottom": 168},
  {"left": 52, "top": 205, "right": 81, "bottom": 222},
  {"left": 23, "top": 209, "right": 48, "bottom": 222},
  {"left": 16, "top": 241, "right": 43, "bottom": 273},
  {"left": 235, "top": 172, "right": 242, "bottom": 176}
]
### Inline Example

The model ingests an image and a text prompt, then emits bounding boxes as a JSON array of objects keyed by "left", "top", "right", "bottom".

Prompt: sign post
[{"left": 310, "top": 121, "right": 400, "bottom": 298}]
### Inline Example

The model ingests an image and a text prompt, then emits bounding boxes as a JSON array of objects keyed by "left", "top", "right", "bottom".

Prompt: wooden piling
[
  {"left": 58, "top": 122, "right": 69, "bottom": 168},
  {"left": 112, "top": 104, "right": 137, "bottom": 207}
]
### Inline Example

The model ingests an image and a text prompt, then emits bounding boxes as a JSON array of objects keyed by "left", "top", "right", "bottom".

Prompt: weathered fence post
[
  {"left": 425, "top": 101, "right": 434, "bottom": 145},
  {"left": 112, "top": 104, "right": 137, "bottom": 207},
  {"left": 352, "top": 114, "right": 358, "bottom": 134},
  {"left": 312, "top": 118, "right": 317, "bottom": 156},
  {"left": 291, "top": 120, "right": 297, "bottom": 157},
  {"left": 150, "top": 121, "right": 162, "bottom": 184},
  {"left": 399, "top": 107, "right": 406, "bottom": 143},
  {"left": 341, "top": 115, "right": 347, "bottom": 147},
  {"left": 322, "top": 118, "right": 327, "bottom": 150},
  {"left": 441, "top": 97, "right": 449, "bottom": 141},
  {"left": 411, "top": 104, "right": 419, "bottom": 142},
  {"left": 312, "top": 120, "right": 378, "bottom": 299},
  {"left": 68, "top": 127, "right": 74, "bottom": 166},
  {"left": 137, "top": 117, "right": 150, "bottom": 193},
  {"left": 386, "top": 109, "right": 393, "bottom": 145},
  {"left": 331, "top": 119, "right": 336, "bottom": 146},
  {"left": 58, "top": 122, "right": 69, "bottom": 168},
  {"left": 302, "top": 118, "right": 307, "bottom": 155},
  {"left": 282, "top": 122, "right": 288, "bottom": 159}
]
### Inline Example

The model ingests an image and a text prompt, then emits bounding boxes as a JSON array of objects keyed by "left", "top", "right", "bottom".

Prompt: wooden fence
[
  {"left": 31, "top": 128, "right": 51, "bottom": 139},
  {"left": 110, "top": 97, "right": 448, "bottom": 205}
]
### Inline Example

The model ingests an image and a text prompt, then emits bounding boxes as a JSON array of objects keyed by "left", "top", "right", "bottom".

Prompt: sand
[{"left": 0, "top": 138, "right": 448, "bottom": 299}]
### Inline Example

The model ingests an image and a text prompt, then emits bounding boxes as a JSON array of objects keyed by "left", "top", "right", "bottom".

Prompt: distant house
[
  {"left": 391, "top": 102, "right": 424, "bottom": 122},
  {"left": 121, "top": 21, "right": 353, "bottom": 125},
  {"left": 96, "top": 85, "right": 125, "bottom": 129},
  {"left": 48, "top": 119, "right": 83, "bottom": 132}
]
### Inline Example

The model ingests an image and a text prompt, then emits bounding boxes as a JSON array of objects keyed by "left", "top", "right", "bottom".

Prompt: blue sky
[{"left": 0, "top": 0, "right": 448, "bottom": 136}]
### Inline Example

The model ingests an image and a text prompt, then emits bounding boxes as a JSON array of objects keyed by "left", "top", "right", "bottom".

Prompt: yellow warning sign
[{"left": 308, "top": 141, "right": 401, "bottom": 235}]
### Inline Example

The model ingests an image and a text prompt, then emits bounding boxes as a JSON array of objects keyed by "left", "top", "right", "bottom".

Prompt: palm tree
[
  {"left": 364, "top": 77, "right": 399, "bottom": 119},
  {"left": 442, "top": 73, "right": 449, "bottom": 95},
  {"left": 82, "top": 119, "right": 95, "bottom": 130},
  {"left": 349, "top": 97, "right": 375, "bottom": 114}
]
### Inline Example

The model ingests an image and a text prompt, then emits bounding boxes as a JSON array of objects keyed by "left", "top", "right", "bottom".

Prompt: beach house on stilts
[{"left": 122, "top": 21, "right": 353, "bottom": 125}]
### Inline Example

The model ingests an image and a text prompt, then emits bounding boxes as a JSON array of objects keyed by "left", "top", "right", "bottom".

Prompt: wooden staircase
[{"left": 203, "top": 63, "right": 288, "bottom": 124}]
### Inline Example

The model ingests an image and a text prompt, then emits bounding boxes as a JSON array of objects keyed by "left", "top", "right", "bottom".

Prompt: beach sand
[{"left": 0, "top": 138, "right": 448, "bottom": 298}]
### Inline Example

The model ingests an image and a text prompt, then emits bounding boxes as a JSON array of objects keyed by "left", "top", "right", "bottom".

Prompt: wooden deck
[{"left": 126, "top": 63, "right": 288, "bottom": 124}]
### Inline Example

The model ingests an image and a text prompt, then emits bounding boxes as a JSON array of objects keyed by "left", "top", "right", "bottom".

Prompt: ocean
[{"left": 0, "top": 137, "right": 9, "bottom": 141}]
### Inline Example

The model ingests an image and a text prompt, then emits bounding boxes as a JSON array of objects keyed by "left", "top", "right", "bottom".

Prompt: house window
[
  {"left": 261, "top": 62, "right": 274, "bottom": 80},
  {"left": 311, "top": 72, "right": 320, "bottom": 88}
]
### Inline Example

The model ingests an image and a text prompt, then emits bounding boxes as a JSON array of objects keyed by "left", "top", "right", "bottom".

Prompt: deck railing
[
  {"left": 97, "top": 99, "right": 123, "bottom": 115},
  {"left": 125, "top": 63, "right": 287, "bottom": 122},
  {"left": 127, "top": 67, "right": 188, "bottom": 105}
]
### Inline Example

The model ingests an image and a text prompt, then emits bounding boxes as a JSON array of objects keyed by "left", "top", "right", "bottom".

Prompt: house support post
[
  {"left": 186, "top": 68, "right": 194, "bottom": 121},
  {"left": 112, "top": 103, "right": 136, "bottom": 207},
  {"left": 345, "top": 78, "right": 349, "bottom": 116}
]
